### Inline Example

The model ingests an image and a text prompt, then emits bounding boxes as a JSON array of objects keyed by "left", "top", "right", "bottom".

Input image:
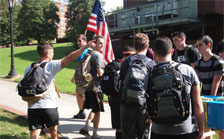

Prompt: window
[
  {"left": 61, "top": 4, "right": 65, "bottom": 14},
  {"left": 61, "top": 18, "right": 65, "bottom": 28}
]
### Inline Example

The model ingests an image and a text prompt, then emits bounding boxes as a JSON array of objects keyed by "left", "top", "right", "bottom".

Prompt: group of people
[{"left": 22, "top": 31, "right": 224, "bottom": 139}]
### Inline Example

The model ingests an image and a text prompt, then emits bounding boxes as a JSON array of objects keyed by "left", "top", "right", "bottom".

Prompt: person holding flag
[{"left": 79, "top": 0, "right": 114, "bottom": 138}]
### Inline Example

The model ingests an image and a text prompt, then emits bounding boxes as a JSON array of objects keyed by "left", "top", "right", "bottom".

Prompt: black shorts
[
  {"left": 84, "top": 91, "right": 104, "bottom": 113},
  {"left": 108, "top": 96, "right": 121, "bottom": 129},
  {"left": 28, "top": 108, "right": 59, "bottom": 131}
]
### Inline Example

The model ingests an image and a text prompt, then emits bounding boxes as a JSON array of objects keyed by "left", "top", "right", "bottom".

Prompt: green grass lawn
[
  {"left": 0, "top": 109, "right": 29, "bottom": 139},
  {"left": 0, "top": 43, "right": 77, "bottom": 94},
  {"left": 0, "top": 109, "right": 50, "bottom": 139},
  {"left": 0, "top": 43, "right": 108, "bottom": 101}
]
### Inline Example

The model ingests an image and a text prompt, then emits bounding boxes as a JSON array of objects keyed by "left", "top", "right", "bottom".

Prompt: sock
[
  {"left": 93, "top": 127, "right": 98, "bottom": 136},
  {"left": 116, "top": 131, "right": 122, "bottom": 139},
  {"left": 83, "top": 120, "right": 91, "bottom": 130}
]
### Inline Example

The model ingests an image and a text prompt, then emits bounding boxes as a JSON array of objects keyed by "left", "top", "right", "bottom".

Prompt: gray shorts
[{"left": 76, "top": 86, "right": 85, "bottom": 95}]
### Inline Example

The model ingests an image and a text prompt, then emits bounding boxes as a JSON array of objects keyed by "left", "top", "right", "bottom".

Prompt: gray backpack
[
  {"left": 122, "top": 57, "right": 150, "bottom": 106},
  {"left": 147, "top": 63, "right": 190, "bottom": 125},
  {"left": 75, "top": 50, "right": 92, "bottom": 89}
]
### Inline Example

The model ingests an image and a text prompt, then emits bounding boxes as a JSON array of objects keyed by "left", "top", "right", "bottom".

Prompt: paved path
[{"left": 0, "top": 79, "right": 115, "bottom": 139}]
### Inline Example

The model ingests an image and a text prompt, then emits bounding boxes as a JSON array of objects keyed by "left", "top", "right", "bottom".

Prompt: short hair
[
  {"left": 93, "top": 35, "right": 104, "bottom": 43},
  {"left": 37, "top": 42, "right": 53, "bottom": 57},
  {"left": 197, "top": 35, "right": 213, "bottom": 49},
  {"left": 171, "top": 31, "right": 186, "bottom": 39},
  {"left": 152, "top": 36, "right": 172, "bottom": 57},
  {"left": 216, "top": 39, "right": 224, "bottom": 53},
  {"left": 76, "top": 34, "right": 87, "bottom": 42},
  {"left": 134, "top": 33, "right": 149, "bottom": 51}
]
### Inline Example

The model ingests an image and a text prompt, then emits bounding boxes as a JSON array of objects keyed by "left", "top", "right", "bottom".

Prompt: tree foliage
[
  {"left": 0, "top": 0, "right": 21, "bottom": 46},
  {"left": 66, "top": 0, "right": 95, "bottom": 43},
  {"left": 17, "top": 0, "right": 59, "bottom": 43}
]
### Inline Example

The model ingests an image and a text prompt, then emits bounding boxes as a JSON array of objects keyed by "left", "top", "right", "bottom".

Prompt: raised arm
[{"left": 61, "top": 41, "right": 93, "bottom": 69}]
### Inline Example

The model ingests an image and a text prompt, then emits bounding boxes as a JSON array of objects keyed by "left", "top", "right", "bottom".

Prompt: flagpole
[{"left": 84, "top": 29, "right": 87, "bottom": 36}]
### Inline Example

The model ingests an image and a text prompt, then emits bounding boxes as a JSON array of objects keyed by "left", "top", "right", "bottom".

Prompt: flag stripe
[{"left": 86, "top": 0, "right": 114, "bottom": 64}]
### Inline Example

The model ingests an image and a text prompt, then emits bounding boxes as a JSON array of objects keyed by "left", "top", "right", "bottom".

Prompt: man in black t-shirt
[{"left": 171, "top": 31, "right": 200, "bottom": 68}]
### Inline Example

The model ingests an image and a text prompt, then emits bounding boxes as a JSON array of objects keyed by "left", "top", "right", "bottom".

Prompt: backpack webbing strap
[
  {"left": 174, "top": 63, "right": 190, "bottom": 119},
  {"left": 53, "top": 80, "right": 61, "bottom": 98}
]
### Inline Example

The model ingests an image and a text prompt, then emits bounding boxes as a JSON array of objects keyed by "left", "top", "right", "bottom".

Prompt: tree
[
  {"left": 17, "top": 0, "right": 59, "bottom": 43},
  {"left": 66, "top": 0, "right": 95, "bottom": 43},
  {"left": 0, "top": 0, "right": 21, "bottom": 47},
  {"left": 66, "top": 0, "right": 107, "bottom": 43}
]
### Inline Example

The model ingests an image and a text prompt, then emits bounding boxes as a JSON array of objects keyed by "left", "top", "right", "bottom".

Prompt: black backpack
[
  {"left": 147, "top": 63, "right": 190, "bottom": 125},
  {"left": 17, "top": 62, "right": 49, "bottom": 103},
  {"left": 122, "top": 57, "right": 150, "bottom": 106},
  {"left": 101, "top": 60, "right": 121, "bottom": 96}
]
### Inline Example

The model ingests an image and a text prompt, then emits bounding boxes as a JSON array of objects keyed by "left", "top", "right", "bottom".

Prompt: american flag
[{"left": 86, "top": 0, "right": 114, "bottom": 64}]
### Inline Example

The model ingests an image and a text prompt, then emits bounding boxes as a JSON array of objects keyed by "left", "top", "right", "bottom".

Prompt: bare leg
[
  {"left": 76, "top": 93, "right": 84, "bottom": 110},
  {"left": 83, "top": 111, "right": 94, "bottom": 130},
  {"left": 30, "top": 129, "right": 41, "bottom": 139},
  {"left": 49, "top": 125, "right": 58, "bottom": 139},
  {"left": 93, "top": 112, "right": 100, "bottom": 136}
]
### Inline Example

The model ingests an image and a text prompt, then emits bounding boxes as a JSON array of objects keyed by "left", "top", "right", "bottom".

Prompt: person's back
[
  {"left": 103, "top": 45, "right": 135, "bottom": 139},
  {"left": 145, "top": 37, "right": 204, "bottom": 139},
  {"left": 23, "top": 41, "right": 92, "bottom": 139},
  {"left": 120, "top": 33, "right": 155, "bottom": 139}
]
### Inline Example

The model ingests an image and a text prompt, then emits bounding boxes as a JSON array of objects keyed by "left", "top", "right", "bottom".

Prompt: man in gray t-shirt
[
  {"left": 79, "top": 35, "right": 105, "bottom": 139},
  {"left": 23, "top": 42, "right": 92, "bottom": 139},
  {"left": 145, "top": 37, "right": 204, "bottom": 139}
]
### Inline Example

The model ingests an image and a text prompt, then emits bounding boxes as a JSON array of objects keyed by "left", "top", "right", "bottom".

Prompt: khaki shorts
[{"left": 76, "top": 86, "right": 85, "bottom": 95}]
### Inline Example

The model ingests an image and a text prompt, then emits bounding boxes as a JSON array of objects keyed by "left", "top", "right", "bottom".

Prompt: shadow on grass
[
  {"left": 14, "top": 46, "right": 77, "bottom": 70},
  {"left": 0, "top": 133, "right": 29, "bottom": 139},
  {"left": 0, "top": 115, "right": 28, "bottom": 127}
]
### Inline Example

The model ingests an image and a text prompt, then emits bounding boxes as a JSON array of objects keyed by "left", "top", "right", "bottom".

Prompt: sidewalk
[{"left": 0, "top": 79, "right": 115, "bottom": 139}]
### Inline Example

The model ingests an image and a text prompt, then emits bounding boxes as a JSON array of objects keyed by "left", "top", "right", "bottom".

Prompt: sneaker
[
  {"left": 91, "top": 134, "right": 104, "bottom": 139},
  {"left": 79, "top": 128, "right": 90, "bottom": 137},
  {"left": 73, "top": 111, "right": 86, "bottom": 119}
]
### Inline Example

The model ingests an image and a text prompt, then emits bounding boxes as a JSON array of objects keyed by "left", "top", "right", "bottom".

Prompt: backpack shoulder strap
[
  {"left": 40, "top": 62, "right": 48, "bottom": 68},
  {"left": 184, "top": 46, "right": 190, "bottom": 63},
  {"left": 174, "top": 63, "right": 182, "bottom": 71}
]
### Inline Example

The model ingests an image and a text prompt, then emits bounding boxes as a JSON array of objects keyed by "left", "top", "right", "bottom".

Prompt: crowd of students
[{"left": 21, "top": 31, "right": 224, "bottom": 139}]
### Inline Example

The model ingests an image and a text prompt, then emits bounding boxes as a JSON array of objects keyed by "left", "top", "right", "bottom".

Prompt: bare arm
[
  {"left": 211, "top": 74, "right": 222, "bottom": 96},
  {"left": 192, "top": 85, "right": 205, "bottom": 139},
  {"left": 61, "top": 41, "right": 93, "bottom": 69}
]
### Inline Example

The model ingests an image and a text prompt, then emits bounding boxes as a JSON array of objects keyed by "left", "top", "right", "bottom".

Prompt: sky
[{"left": 103, "top": 0, "right": 123, "bottom": 13}]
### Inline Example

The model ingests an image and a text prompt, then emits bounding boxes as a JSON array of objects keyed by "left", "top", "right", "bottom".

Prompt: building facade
[
  {"left": 106, "top": 0, "right": 224, "bottom": 58},
  {"left": 52, "top": 0, "right": 69, "bottom": 40}
]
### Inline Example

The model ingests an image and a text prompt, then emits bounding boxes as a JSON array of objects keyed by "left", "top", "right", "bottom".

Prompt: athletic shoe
[
  {"left": 91, "top": 134, "right": 104, "bottom": 139},
  {"left": 79, "top": 128, "right": 90, "bottom": 137},
  {"left": 73, "top": 111, "right": 86, "bottom": 119}
]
